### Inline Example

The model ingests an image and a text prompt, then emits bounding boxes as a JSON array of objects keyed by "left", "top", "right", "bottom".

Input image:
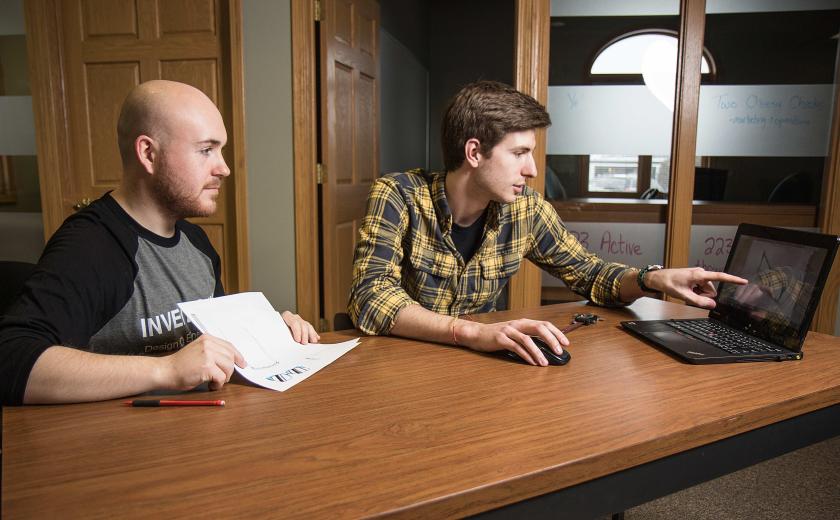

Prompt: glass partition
[
  {"left": 543, "top": 1, "right": 680, "bottom": 302},
  {"left": 689, "top": 3, "right": 839, "bottom": 272},
  {"left": 0, "top": 1, "right": 43, "bottom": 263}
]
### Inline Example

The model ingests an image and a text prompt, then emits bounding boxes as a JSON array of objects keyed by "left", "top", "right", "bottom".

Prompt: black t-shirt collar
[{"left": 101, "top": 192, "right": 183, "bottom": 248}]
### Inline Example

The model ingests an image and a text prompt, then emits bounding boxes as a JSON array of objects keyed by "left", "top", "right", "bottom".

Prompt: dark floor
[{"left": 619, "top": 435, "right": 840, "bottom": 519}]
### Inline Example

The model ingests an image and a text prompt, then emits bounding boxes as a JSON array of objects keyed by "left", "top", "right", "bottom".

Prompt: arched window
[
  {"left": 591, "top": 31, "right": 714, "bottom": 77},
  {"left": 580, "top": 31, "right": 716, "bottom": 195},
  {"left": 591, "top": 30, "right": 715, "bottom": 78}
]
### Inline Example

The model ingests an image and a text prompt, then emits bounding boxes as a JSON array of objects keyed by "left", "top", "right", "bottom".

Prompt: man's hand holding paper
[
  {"left": 178, "top": 293, "right": 359, "bottom": 391},
  {"left": 162, "top": 335, "right": 246, "bottom": 390}
]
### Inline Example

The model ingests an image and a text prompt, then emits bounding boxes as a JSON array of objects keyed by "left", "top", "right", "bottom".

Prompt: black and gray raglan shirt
[{"left": 0, "top": 193, "right": 223, "bottom": 405}]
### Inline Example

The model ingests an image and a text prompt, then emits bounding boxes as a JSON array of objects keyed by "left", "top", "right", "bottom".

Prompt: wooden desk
[{"left": 4, "top": 298, "right": 840, "bottom": 518}]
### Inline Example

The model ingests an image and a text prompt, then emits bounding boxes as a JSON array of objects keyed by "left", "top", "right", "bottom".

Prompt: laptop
[{"left": 621, "top": 223, "right": 839, "bottom": 364}]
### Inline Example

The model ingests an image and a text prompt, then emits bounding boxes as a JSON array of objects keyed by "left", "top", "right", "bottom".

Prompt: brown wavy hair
[{"left": 441, "top": 81, "right": 551, "bottom": 172}]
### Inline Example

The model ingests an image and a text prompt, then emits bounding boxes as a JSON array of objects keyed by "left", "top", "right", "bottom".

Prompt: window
[
  {"left": 588, "top": 154, "right": 638, "bottom": 192},
  {"left": 579, "top": 31, "right": 714, "bottom": 196},
  {"left": 591, "top": 32, "right": 712, "bottom": 77}
]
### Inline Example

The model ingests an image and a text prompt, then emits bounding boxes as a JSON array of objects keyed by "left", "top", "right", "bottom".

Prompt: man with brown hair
[
  {"left": 349, "top": 80, "right": 745, "bottom": 365},
  {"left": 0, "top": 80, "right": 318, "bottom": 405}
]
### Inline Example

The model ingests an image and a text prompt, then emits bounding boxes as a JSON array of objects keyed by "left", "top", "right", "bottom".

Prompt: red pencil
[{"left": 123, "top": 399, "right": 225, "bottom": 407}]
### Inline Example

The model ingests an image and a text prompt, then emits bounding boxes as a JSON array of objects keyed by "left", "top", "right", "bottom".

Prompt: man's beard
[{"left": 151, "top": 170, "right": 219, "bottom": 219}]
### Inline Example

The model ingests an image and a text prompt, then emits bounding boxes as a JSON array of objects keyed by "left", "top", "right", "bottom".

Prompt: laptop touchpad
[{"left": 649, "top": 330, "right": 698, "bottom": 343}]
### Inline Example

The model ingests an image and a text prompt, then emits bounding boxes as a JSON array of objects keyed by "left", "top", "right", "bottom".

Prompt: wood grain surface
[{"left": 4, "top": 298, "right": 840, "bottom": 518}]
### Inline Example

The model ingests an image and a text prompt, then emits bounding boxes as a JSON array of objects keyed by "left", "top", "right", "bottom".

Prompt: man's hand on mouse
[{"left": 454, "top": 318, "right": 568, "bottom": 366}]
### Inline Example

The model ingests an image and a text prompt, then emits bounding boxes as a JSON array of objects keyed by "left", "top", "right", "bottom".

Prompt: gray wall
[
  {"left": 0, "top": 0, "right": 23, "bottom": 34},
  {"left": 380, "top": 0, "right": 516, "bottom": 173},
  {"left": 427, "top": 0, "right": 515, "bottom": 170},
  {"left": 380, "top": 0, "right": 429, "bottom": 67},
  {"left": 379, "top": 0, "right": 430, "bottom": 173},
  {"left": 242, "top": 0, "right": 297, "bottom": 312},
  {"left": 379, "top": 29, "right": 429, "bottom": 173}
]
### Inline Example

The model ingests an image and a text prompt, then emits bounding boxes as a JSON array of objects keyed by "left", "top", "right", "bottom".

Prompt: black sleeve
[
  {"left": 180, "top": 221, "right": 224, "bottom": 296},
  {"left": 0, "top": 210, "right": 137, "bottom": 406}
]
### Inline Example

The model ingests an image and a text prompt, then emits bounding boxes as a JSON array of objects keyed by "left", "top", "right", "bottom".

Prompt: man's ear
[
  {"left": 135, "top": 135, "right": 156, "bottom": 174},
  {"left": 464, "top": 138, "right": 482, "bottom": 168}
]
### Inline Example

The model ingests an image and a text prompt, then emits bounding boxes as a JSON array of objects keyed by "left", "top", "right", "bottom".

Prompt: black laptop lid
[{"left": 710, "top": 224, "right": 839, "bottom": 351}]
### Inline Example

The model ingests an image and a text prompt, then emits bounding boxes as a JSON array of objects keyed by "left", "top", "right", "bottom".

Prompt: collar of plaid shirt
[{"left": 425, "top": 169, "right": 504, "bottom": 237}]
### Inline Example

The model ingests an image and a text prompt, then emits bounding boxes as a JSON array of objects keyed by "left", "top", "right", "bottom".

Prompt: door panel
[
  {"left": 336, "top": 221, "right": 357, "bottom": 318},
  {"left": 320, "top": 0, "right": 380, "bottom": 329},
  {"left": 158, "top": 0, "right": 217, "bottom": 35},
  {"left": 333, "top": 64, "right": 354, "bottom": 184},
  {"left": 29, "top": 0, "right": 246, "bottom": 293},
  {"left": 159, "top": 60, "right": 220, "bottom": 104},
  {"left": 356, "top": 73, "right": 376, "bottom": 183},
  {"left": 334, "top": 1, "right": 353, "bottom": 43},
  {"left": 82, "top": 0, "right": 138, "bottom": 38},
  {"left": 85, "top": 62, "right": 139, "bottom": 186},
  {"left": 357, "top": 11, "right": 376, "bottom": 56}
]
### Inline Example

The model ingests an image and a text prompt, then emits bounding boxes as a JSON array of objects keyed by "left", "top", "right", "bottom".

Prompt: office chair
[
  {"left": 0, "top": 261, "right": 34, "bottom": 483},
  {"left": 0, "top": 261, "right": 36, "bottom": 314},
  {"left": 768, "top": 171, "right": 813, "bottom": 203},
  {"left": 333, "top": 312, "right": 355, "bottom": 331},
  {"left": 640, "top": 188, "right": 661, "bottom": 200}
]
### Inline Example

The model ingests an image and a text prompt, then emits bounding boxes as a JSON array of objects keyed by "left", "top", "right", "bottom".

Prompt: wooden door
[
  {"left": 319, "top": 0, "right": 379, "bottom": 329},
  {"left": 25, "top": 0, "right": 249, "bottom": 293}
]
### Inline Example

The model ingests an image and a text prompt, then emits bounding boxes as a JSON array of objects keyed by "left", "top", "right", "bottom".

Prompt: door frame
[
  {"left": 24, "top": 0, "right": 70, "bottom": 239},
  {"left": 291, "top": 0, "right": 321, "bottom": 325},
  {"left": 507, "top": 0, "right": 551, "bottom": 311}
]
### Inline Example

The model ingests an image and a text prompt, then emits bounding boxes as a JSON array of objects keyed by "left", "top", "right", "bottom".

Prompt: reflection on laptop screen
[{"left": 716, "top": 235, "right": 826, "bottom": 348}]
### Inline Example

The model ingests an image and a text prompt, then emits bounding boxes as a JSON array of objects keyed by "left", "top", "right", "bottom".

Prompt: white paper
[{"left": 178, "top": 292, "right": 360, "bottom": 391}]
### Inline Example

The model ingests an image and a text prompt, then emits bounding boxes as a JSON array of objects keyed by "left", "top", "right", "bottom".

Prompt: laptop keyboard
[{"left": 667, "top": 319, "right": 785, "bottom": 355}]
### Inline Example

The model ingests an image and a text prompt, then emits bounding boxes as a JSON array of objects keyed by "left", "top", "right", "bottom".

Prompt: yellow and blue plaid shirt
[{"left": 348, "top": 170, "right": 633, "bottom": 335}]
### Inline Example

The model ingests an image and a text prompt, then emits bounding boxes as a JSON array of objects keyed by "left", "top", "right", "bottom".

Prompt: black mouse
[{"left": 504, "top": 336, "right": 571, "bottom": 366}]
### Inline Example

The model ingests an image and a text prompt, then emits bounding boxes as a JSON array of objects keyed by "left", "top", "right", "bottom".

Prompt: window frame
[{"left": 577, "top": 154, "right": 653, "bottom": 198}]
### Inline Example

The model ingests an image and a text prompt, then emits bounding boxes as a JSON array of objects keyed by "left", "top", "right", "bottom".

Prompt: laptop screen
[{"left": 713, "top": 229, "right": 831, "bottom": 350}]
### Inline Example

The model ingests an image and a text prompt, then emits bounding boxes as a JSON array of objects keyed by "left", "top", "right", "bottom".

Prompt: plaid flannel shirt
[
  {"left": 756, "top": 266, "right": 807, "bottom": 307},
  {"left": 348, "top": 170, "right": 633, "bottom": 335}
]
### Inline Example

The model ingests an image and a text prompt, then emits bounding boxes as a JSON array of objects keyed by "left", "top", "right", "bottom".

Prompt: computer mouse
[{"left": 504, "top": 336, "right": 571, "bottom": 366}]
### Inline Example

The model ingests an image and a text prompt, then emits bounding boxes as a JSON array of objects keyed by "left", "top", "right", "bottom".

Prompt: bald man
[{"left": 0, "top": 80, "right": 317, "bottom": 405}]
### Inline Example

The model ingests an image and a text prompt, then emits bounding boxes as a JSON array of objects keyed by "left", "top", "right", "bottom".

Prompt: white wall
[{"left": 242, "top": 0, "right": 297, "bottom": 312}]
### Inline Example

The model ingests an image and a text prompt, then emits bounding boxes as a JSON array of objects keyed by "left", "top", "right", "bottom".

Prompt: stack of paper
[{"left": 178, "top": 293, "right": 360, "bottom": 391}]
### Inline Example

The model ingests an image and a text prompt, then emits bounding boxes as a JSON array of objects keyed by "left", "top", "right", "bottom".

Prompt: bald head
[{"left": 117, "top": 80, "right": 219, "bottom": 167}]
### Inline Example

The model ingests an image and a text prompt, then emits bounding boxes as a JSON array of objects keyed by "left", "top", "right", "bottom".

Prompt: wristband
[
  {"left": 450, "top": 316, "right": 459, "bottom": 345},
  {"left": 451, "top": 314, "right": 474, "bottom": 346},
  {"left": 637, "top": 264, "right": 663, "bottom": 293}
]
